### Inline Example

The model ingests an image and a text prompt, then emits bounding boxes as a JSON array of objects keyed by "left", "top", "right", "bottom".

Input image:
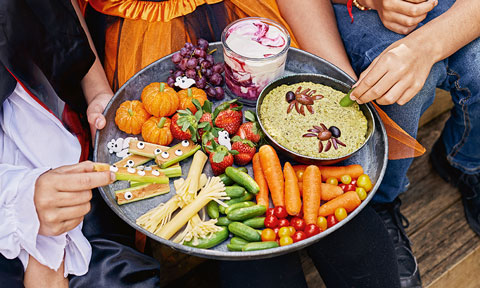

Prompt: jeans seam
[{"left": 445, "top": 67, "right": 480, "bottom": 173}]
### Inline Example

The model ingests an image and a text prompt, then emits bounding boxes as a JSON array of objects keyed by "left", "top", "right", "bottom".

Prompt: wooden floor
[{"left": 155, "top": 91, "right": 480, "bottom": 287}]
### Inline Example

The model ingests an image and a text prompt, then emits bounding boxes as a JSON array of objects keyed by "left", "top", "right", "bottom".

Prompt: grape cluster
[{"left": 167, "top": 39, "right": 225, "bottom": 100}]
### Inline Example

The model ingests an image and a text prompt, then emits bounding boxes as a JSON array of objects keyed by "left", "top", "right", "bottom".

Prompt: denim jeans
[{"left": 334, "top": 0, "right": 480, "bottom": 203}]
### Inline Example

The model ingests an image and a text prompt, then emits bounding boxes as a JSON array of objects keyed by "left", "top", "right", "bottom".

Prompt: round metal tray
[{"left": 94, "top": 43, "right": 388, "bottom": 261}]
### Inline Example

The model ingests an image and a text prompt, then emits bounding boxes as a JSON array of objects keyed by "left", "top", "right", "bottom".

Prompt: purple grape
[
  {"left": 178, "top": 58, "right": 188, "bottom": 71},
  {"left": 196, "top": 77, "right": 207, "bottom": 89},
  {"left": 201, "top": 68, "right": 207, "bottom": 74},
  {"left": 184, "top": 42, "right": 194, "bottom": 50},
  {"left": 212, "top": 63, "right": 224, "bottom": 74},
  {"left": 167, "top": 76, "right": 175, "bottom": 87},
  {"left": 172, "top": 52, "right": 182, "bottom": 64},
  {"left": 206, "top": 86, "right": 217, "bottom": 98},
  {"left": 186, "top": 58, "right": 198, "bottom": 69},
  {"left": 196, "top": 65, "right": 201, "bottom": 70},
  {"left": 198, "top": 38, "right": 209, "bottom": 51},
  {"left": 200, "top": 59, "right": 212, "bottom": 69},
  {"left": 174, "top": 70, "right": 184, "bottom": 78},
  {"left": 214, "top": 86, "right": 225, "bottom": 100},
  {"left": 185, "top": 69, "right": 196, "bottom": 79},
  {"left": 209, "top": 73, "right": 222, "bottom": 86},
  {"left": 205, "top": 68, "right": 213, "bottom": 78},
  {"left": 180, "top": 47, "right": 188, "bottom": 57},
  {"left": 206, "top": 55, "right": 214, "bottom": 64}
]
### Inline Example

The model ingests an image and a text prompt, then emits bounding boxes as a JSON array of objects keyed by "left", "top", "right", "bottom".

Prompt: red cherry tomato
[
  {"left": 304, "top": 224, "right": 320, "bottom": 238},
  {"left": 266, "top": 208, "right": 275, "bottom": 217},
  {"left": 345, "top": 184, "right": 356, "bottom": 192},
  {"left": 264, "top": 215, "right": 279, "bottom": 228},
  {"left": 274, "top": 206, "right": 288, "bottom": 219},
  {"left": 327, "top": 215, "right": 338, "bottom": 228},
  {"left": 292, "top": 231, "right": 307, "bottom": 243},
  {"left": 338, "top": 183, "right": 347, "bottom": 192},
  {"left": 291, "top": 217, "right": 306, "bottom": 231},
  {"left": 351, "top": 179, "right": 357, "bottom": 186},
  {"left": 261, "top": 228, "right": 276, "bottom": 242},
  {"left": 273, "top": 227, "right": 280, "bottom": 237},
  {"left": 278, "top": 218, "right": 290, "bottom": 228}
]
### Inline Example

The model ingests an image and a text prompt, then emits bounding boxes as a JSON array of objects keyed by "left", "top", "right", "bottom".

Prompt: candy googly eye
[
  {"left": 175, "top": 149, "right": 183, "bottom": 156},
  {"left": 137, "top": 142, "right": 145, "bottom": 150},
  {"left": 154, "top": 148, "right": 162, "bottom": 155},
  {"left": 144, "top": 166, "right": 153, "bottom": 171},
  {"left": 124, "top": 192, "right": 133, "bottom": 200},
  {"left": 152, "top": 170, "right": 160, "bottom": 176},
  {"left": 181, "top": 140, "right": 190, "bottom": 147},
  {"left": 127, "top": 167, "right": 136, "bottom": 174},
  {"left": 110, "top": 165, "right": 118, "bottom": 172},
  {"left": 137, "top": 170, "right": 146, "bottom": 176},
  {"left": 161, "top": 151, "right": 170, "bottom": 159},
  {"left": 126, "top": 160, "right": 135, "bottom": 167}
]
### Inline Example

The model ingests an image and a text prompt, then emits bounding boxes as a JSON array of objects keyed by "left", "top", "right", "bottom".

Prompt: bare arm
[
  {"left": 351, "top": 0, "right": 480, "bottom": 105},
  {"left": 71, "top": 0, "right": 113, "bottom": 137},
  {"left": 277, "top": 0, "right": 357, "bottom": 79}
]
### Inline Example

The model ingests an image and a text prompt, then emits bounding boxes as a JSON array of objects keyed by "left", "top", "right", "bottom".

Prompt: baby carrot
[
  {"left": 318, "top": 191, "right": 361, "bottom": 217},
  {"left": 284, "top": 162, "right": 301, "bottom": 216},
  {"left": 320, "top": 183, "right": 344, "bottom": 201},
  {"left": 318, "top": 165, "right": 364, "bottom": 181},
  {"left": 302, "top": 165, "right": 322, "bottom": 225},
  {"left": 253, "top": 153, "right": 270, "bottom": 208},
  {"left": 259, "top": 145, "right": 284, "bottom": 207}
]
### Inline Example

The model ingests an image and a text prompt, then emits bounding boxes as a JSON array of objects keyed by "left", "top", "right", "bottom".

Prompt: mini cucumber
[
  {"left": 242, "top": 241, "right": 279, "bottom": 251},
  {"left": 230, "top": 237, "right": 250, "bottom": 245},
  {"left": 219, "top": 167, "right": 248, "bottom": 185},
  {"left": 216, "top": 217, "right": 232, "bottom": 226},
  {"left": 207, "top": 201, "right": 219, "bottom": 219},
  {"left": 339, "top": 88, "right": 356, "bottom": 107},
  {"left": 228, "top": 222, "right": 261, "bottom": 242},
  {"left": 225, "top": 167, "right": 260, "bottom": 194},
  {"left": 243, "top": 217, "right": 266, "bottom": 229},
  {"left": 225, "top": 201, "right": 256, "bottom": 215},
  {"left": 220, "top": 194, "right": 254, "bottom": 214},
  {"left": 225, "top": 186, "right": 246, "bottom": 198},
  {"left": 227, "top": 243, "right": 245, "bottom": 251},
  {"left": 183, "top": 227, "right": 229, "bottom": 249},
  {"left": 227, "top": 205, "right": 267, "bottom": 221}
]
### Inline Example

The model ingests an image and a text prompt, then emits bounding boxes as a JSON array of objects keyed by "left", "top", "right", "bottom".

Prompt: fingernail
[
  {"left": 350, "top": 94, "right": 357, "bottom": 101},
  {"left": 110, "top": 172, "right": 116, "bottom": 182},
  {"left": 95, "top": 118, "right": 102, "bottom": 129}
]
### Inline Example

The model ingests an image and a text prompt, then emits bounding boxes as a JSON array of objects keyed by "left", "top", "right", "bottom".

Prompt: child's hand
[{"left": 86, "top": 93, "right": 112, "bottom": 143}]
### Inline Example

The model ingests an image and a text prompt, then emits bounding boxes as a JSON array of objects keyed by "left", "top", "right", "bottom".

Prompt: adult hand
[
  {"left": 34, "top": 161, "right": 115, "bottom": 236},
  {"left": 350, "top": 38, "right": 435, "bottom": 105},
  {"left": 365, "top": 0, "right": 437, "bottom": 34},
  {"left": 86, "top": 93, "right": 112, "bottom": 143}
]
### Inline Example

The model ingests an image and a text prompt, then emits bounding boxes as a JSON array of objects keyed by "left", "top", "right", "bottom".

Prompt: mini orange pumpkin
[
  {"left": 177, "top": 87, "right": 207, "bottom": 114},
  {"left": 141, "top": 82, "right": 179, "bottom": 117},
  {"left": 142, "top": 116, "right": 173, "bottom": 146},
  {"left": 115, "top": 100, "right": 150, "bottom": 135}
]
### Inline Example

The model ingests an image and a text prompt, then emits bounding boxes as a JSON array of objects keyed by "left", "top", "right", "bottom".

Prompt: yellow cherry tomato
[
  {"left": 334, "top": 207, "right": 348, "bottom": 222},
  {"left": 316, "top": 216, "right": 328, "bottom": 231},
  {"left": 326, "top": 177, "right": 338, "bottom": 186},
  {"left": 279, "top": 236, "right": 293, "bottom": 246},
  {"left": 287, "top": 226, "right": 296, "bottom": 236},
  {"left": 357, "top": 174, "right": 373, "bottom": 192},
  {"left": 356, "top": 187, "right": 367, "bottom": 200},
  {"left": 340, "top": 174, "right": 352, "bottom": 185},
  {"left": 278, "top": 226, "right": 292, "bottom": 238},
  {"left": 261, "top": 228, "right": 277, "bottom": 242}
]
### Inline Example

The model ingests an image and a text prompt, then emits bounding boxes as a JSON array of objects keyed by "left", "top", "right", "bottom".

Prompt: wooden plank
[
  {"left": 427, "top": 246, "right": 480, "bottom": 288},
  {"left": 300, "top": 250, "right": 326, "bottom": 288},
  {"left": 409, "top": 201, "right": 480, "bottom": 286}
]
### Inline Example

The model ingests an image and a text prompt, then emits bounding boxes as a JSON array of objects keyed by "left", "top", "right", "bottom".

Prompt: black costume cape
[{"left": 0, "top": 0, "right": 95, "bottom": 113}]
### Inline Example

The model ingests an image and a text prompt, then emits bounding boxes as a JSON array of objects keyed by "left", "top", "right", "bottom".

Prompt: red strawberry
[
  {"left": 235, "top": 110, "right": 263, "bottom": 143},
  {"left": 170, "top": 112, "right": 197, "bottom": 141},
  {"left": 209, "top": 145, "right": 236, "bottom": 175},
  {"left": 231, "top": 136, "right": 256, "bottom": 166},
  {"left": 213, "top": 100, "right": 243, "bottom": 135},
  {"left": 198, "top": 112, "right": 213, "bottom": 139}
]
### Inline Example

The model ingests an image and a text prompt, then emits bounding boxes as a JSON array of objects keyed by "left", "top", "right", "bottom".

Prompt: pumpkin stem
[
  {"left": 188, "top": 88, "right": 192, "bottom": 98},
  {"left": 128, "top": 108, "right": 134, "bottom": 116},
  {"left": 157, "top": 117, "right": 167, "bottom": 128},
  {"left": 160, "top": 82, "right": 165, "bottom": 92}
]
